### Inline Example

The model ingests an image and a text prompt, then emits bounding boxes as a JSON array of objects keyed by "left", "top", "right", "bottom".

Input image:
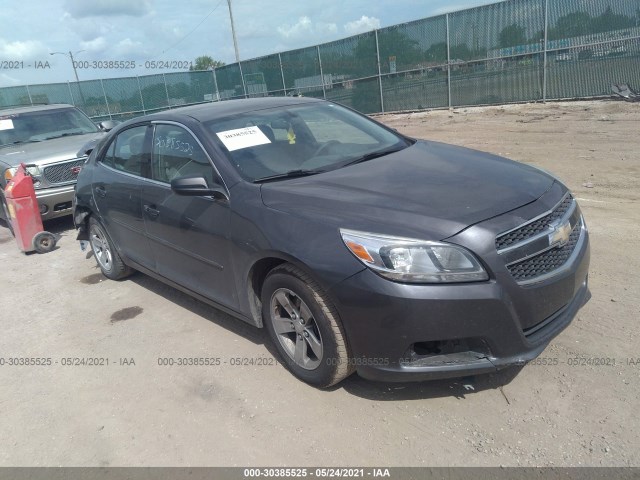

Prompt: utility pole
[
  {"left": 50, "top": 50, "right": 86, "bottom": 105},
  {"left": 227, "top": 0, "right": 241, "bottom": 63}
]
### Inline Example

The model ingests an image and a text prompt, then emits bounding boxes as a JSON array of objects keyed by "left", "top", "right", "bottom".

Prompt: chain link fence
[{"left": 1, "top": 0, "right": 638, "bottom": 119}]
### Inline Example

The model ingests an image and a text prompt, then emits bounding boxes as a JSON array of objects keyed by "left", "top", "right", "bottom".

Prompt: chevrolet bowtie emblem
[{"left": 549, "top": 221, "right": 572, "bottom": 247}]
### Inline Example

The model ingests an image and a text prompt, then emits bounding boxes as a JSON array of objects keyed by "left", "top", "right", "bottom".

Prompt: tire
[
  {"left": 261, "top": 264, "right": 354, "bottom": 388},
  {"left": 33, "top": 231, "right": 56, "bottom": 253},
  {"left": 88, "top": 216, "right": 133, "bottom": 280}
]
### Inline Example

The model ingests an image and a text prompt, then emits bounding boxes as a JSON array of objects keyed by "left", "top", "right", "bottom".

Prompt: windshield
[
  {"left": 204, "top": 102, "right": 410, "bottom": 182},
  {"left": 0, "top": 107, "right": 99, "bottom": 147}
]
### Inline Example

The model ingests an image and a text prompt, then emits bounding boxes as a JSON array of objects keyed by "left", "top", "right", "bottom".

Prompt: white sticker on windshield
[
  {"left": 216, "top": 126, "right": 271, "bottom": 151},
  {"left": 0, "top": 119, "right": 14, "bottom": 131}
]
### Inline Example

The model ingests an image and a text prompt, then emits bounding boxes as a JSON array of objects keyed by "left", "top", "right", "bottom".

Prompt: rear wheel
[
  {"left": 262, "top": 264, "right": 354, "bottom": 388},
  {"left": 88, "top": 216, "right": 133, "bottom": 280}
]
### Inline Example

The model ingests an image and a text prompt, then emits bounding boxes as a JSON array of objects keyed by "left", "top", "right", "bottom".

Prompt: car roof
[
  {"left": 139, "top": 96, "right": 325, "bottom": 124},
  {"left": 0, "top": 103, "right": 76, "bottom": 114}
]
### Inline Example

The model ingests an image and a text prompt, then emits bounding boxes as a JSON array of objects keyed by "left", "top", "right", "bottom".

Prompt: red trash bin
[{"left": 4, "top": 163, "right": 56, "bottom": 253}]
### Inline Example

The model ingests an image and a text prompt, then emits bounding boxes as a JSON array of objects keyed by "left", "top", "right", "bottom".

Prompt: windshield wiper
[
  {"left": 0, "top": 139, "right": 42, "bottom": 148},
  {"left": 43, "top": 132, "right": 86, "bottom": 140},
  {"left": 253, "top": 169, "right": 325, "bottom": 183},
  {"left": 340, "top": 146, "right": 406, "bottom": 168}
]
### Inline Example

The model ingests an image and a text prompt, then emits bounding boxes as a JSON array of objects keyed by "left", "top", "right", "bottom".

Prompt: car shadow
[
  {"left": 43, "top": 216, "right": 76, "bottom": 236},
  {"left": 0, "top": 216, "right": 74, "bottom": 253},
  {"left": 128, "top": 271, "right": 525, "bottom": 400},
  {"left": 129, "top": 273, "right": 267, "bottom": 346},
  {"left": 122, "top": 262, "right": 525, "bottom": 400}
]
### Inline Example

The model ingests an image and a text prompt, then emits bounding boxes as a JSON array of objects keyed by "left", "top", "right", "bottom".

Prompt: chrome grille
[
  {"left": 496, "top": 194, "right": 573, "bottom": 250},
  {"left": 43, "top": 159, "right": 86, "bottom": 185},
  {"left": 507, "top": 219, "right": 582, "bottom": 282},
  {"left": 496, "top": 192, "right": 585, "bottom": 285}
]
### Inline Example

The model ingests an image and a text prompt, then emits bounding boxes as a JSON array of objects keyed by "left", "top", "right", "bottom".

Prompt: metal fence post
[
  {"left": 100, "top": 78, "right": 112, "bottom": 120},
  {"left": 543, "top": 0, "right": 549, "bottom": 102},
  {"left": 446, "top": 13, "right": 452, "bottom": 109},
  {"left": 375, "top": 29, "right": 385, "bottom": 113},
  {"left": 67, "top": 81, "right": 75, "bottom": 105},
  {"left": 162, "top": 73, "right": 170, "bottom": 107},
  {"left": 25, "top": 84, "right": 33, "bottom": 105},
  {"left": 238, "top": 62, "right": 248, "bottom": 98},
  {"left": 136, "top": 76, "right": 146, "bottom": 114},
  {"left": 278, "top": 53, "right": 287, "bottom": 95},
  {"left": 212, "top": 68, "right": 220, "bottom": 101},
  {"left": 317, "top": 46, "right": 326, "bottom": 99}
]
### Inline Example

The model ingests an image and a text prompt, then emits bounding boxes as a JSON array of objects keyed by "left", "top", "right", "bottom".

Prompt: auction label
[
  {"left": 0, "top": 118, "right": 14, "bottom": 130},
  {"left": 216, "top": 126, "right": 271, "bottom": 151}
]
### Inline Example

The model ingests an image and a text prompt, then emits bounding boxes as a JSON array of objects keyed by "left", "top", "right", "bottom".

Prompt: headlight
[
  {"left": 4, "top": 166, "right": 42, "bottom": 187},
  {"left": 340, "top": 229, "right": 488, "bottom": 284}
]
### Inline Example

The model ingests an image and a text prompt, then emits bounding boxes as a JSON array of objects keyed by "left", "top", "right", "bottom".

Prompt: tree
[
  {"left": 548, "top": 9, "right": 636, "bottom": 41},
  {"left": 498, "top": 24, "right": 527, "bottom": 48},
  {"left": 590, "top": 6, "right": 634, "bottom": 33},
  {"left": 450, "top": 44, "right": 474, "bottom": 61},
  {"left": 189, "top": 55, "right": 226, "bottom": 71},
  {"left": 549, "top": 12, "right": 592, "bottom": 39},
  {"left": 374, "top": 28, "right": 424, "bottom": 72},
  {"left": 424, "top": 42, "right": 447, "bottom": 63}
]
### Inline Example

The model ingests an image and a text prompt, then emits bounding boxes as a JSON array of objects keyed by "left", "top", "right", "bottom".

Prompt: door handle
[
  {"left": 143, "top": 204, "right": 160, "bottom": 219},
  {"left": 95, "top": 185, "right": 106, "bottom": 198}
]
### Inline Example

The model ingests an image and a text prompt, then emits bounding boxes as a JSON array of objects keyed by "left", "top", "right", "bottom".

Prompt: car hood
[
  {"left": 0, "top": 132, "right": 105, "bottom": 169},
  {"left": 260, "top": 140, "right": 555, "bottom": 240}
]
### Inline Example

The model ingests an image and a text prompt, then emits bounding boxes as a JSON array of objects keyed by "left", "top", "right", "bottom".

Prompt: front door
[{"left": 140, "top": 122, "right": 237, "bottom": 309}]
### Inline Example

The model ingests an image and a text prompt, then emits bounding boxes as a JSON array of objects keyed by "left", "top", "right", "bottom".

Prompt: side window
[
  {"left": 101, "top": 140, "right": 116, "bottom": 169},
  {"left": 152, "top": 124, "right": 214, "bottom": 185},
  {"left": 99, "top": 125, "right": 149, "bottom": 177}
]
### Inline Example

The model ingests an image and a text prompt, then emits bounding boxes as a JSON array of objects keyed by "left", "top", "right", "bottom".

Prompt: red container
[{"left": 4, "top": 163, "right": 56, "bottom": 253}]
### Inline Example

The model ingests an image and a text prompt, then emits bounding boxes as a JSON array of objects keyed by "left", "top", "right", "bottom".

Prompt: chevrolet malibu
[{"left": 73, "top": 97, "right": 590, "bottom": 387}]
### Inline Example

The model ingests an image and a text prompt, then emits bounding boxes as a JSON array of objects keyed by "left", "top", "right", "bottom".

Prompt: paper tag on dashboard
[
  {"left": 216, "top": 126, "right": 271, "bottom": 152},
  {"left": 0, "top": 119, "right": 14, "bottom": 131}
]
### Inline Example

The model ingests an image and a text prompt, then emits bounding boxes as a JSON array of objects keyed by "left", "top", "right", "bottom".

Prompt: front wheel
[
  {"left": 262, "top": 264, "right": 354, "bottom": 388},
  {"left": 88, "top": 216, "right": 133, "bottom": 280}
]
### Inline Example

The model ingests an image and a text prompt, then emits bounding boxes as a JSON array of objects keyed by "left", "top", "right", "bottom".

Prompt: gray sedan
[{"left": 73, "top": 97, "right": 590, "bottom": 387}]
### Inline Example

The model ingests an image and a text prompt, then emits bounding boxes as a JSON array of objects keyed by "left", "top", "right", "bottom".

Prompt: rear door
[
  {"left": 140, "top": 122, "right": 237, "bottom": 308},
  {"left": 92, "top": 123, "right": 155, "bottom": 269}
]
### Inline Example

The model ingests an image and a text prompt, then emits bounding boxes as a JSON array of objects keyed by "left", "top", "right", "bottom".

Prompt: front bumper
[
  {"left": 328, "top": 228, "right": 590, "bottom": 383},
  {"left": 34, "top": 184, "right": 75, "bottom": 220}
]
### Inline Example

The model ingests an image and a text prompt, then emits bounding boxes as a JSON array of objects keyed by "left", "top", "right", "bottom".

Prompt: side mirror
[
  {"left": 98, "top": 120, "right": 119, "bottom": 132},
  {"left": 77, "top": 138, "right": 101, "bottom": 157},
  {"left": 170, "top": 175, "right": 228, "bottom": 200}
]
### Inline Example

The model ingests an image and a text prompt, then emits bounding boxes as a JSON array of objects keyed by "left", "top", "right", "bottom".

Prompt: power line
[{"left": 150, "top": 0, "right": 225, "bottom": 60}]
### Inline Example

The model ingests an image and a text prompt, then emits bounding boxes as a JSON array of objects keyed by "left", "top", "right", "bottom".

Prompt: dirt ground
[{"left": 0, "top": 100, "right": 638, "bottom": 467}]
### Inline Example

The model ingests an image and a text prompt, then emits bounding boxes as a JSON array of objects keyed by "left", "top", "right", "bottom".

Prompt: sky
[{"left": 0, "top": 0, "right": 498, "bottom": 87}]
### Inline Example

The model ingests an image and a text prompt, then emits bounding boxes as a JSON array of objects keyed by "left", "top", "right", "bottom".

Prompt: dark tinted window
[{"left": 99, "top": 125, "right": 149, "bottom": 177}]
